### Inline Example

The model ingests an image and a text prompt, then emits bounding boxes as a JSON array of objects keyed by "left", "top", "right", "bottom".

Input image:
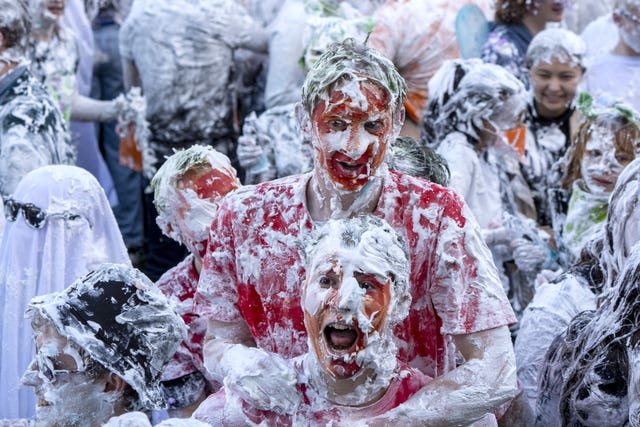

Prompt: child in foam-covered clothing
[{"left": 193, "top": 216, "right": 433, "bottom": 425}]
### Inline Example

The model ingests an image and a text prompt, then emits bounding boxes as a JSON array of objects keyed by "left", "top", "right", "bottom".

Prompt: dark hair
[
  {"left": 0, "top": 0, "right": 30, "bottom": 59},
  {"left": 494, "top": 0, "right": 530, "bottom": 24},
  {"left": 389, "top": 136, "right": 451, "bottom": 186}
]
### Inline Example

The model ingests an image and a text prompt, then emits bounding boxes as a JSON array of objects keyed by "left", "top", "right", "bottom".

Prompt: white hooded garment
[{"left": 0, "top": 165, "right": 130, "bottom": 419}]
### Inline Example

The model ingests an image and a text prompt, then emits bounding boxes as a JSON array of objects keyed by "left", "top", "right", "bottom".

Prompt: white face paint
[
  {"left": 21, "top": 324, "right": 120, "bottom": 427},
  {"left": 581, "top": 127, "right": 631, "bottom": 195}
]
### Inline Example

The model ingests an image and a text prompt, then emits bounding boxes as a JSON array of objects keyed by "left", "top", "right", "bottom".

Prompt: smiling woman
[{"left": 520, "top": 27, "right": 586, "bottom": 228}]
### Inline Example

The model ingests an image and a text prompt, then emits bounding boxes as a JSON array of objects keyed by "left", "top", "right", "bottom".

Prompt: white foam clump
[
  {"left": 526, "top": 28, "right": 586, "bottom": 69},
  {"left": 115, "top": 87, "right": 156, "bottom": 179}
]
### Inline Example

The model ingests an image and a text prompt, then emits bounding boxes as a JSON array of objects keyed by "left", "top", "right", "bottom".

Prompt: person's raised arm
[{"left": 366, "top": 325, "right": 518, "bottom": 426}]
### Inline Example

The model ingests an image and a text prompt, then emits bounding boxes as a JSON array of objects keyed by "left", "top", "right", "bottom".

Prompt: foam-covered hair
[
  {"left": 0, "top": 0, "right": 30, "bottom": 63},
  {"left": 151, "top": 145, "right": 238, "bottom": 218},
  {"left": 301, "top": 38, "right": 407, "bottom": 115},
  {"left": 26, "top": 263, "right": 187, "bottom": 410},
  {"left": 422, "top": 59, "right": 527, "bottom": 145},
  {"left": 525, "top": 28, "right": 586, "bottom": 70}
]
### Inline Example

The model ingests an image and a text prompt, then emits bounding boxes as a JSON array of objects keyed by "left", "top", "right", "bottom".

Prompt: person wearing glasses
[
  {"left": 0, "top": 165, "right": 130, "bottom": 419},
  {"left": 584, "top": 0, "right": 640, "bottom": 113}
]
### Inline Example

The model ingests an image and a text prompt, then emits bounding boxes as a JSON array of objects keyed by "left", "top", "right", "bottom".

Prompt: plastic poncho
[{"left": 0, "top": 165, "right": 130, "bottom": 418}]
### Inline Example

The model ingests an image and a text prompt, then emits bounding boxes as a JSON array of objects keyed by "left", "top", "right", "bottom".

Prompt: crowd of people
[{"left": 0, "top": 0, "right": 639, "bottom": 425}]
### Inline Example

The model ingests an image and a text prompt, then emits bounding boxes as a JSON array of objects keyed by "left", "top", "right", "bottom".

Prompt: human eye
[
  {"left": 356, "top": 273, "right": 383, "bottom": 292},
  {"left": 328, "top": 119, "right": 347, "bottom": 131},
  {"left": 587, "top": 149, "right": 602, "bottom": 158},
  {"left": 560, "top": 73, "right": 576, "bottom": 81},
  {"left": 319, "top": 275, "right": 334, "bottom": 288},
  {"left": 364, "top": 120, "right": 385, "bottom": 134},
  {"left": 359, "top": 280, "right": 374, "bottom": 290},
  {"left": 616, "top": 152, "right": 633, "bottom": 164}
]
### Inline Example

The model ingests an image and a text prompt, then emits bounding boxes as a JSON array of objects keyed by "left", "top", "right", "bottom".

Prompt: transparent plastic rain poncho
[{"left": 0, "top": 165, "right": 129, "bottom": 418}]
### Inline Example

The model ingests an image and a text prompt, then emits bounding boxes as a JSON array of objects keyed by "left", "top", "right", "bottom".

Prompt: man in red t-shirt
[
  {"left": 195, "top": 39, "right": 517, "bottom": 424},
  {"left": 194, "top": 216, "right": 432, "bottom": 424}
]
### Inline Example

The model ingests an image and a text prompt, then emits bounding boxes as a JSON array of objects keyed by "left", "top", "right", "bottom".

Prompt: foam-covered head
[
  {"left": 28, "top": 0, "right": 65, "bottom": 31},
  {"left": 0, "top": 0, "right": 30, "bottom": 63},
  {"left": 302, "top": 216, "right": 410, "bottom": 379},
  {"left": 25, "top": 263, "right": 187, "bottom": 410},
  {"left": 301, "top": 38, "right": 407, "bottom": 117},
  {"left": 424, "top": 59, "right": 527, "bottom": 144},
  {"left": 525, "top": 28, "right": 586, "bottom": 70},
  {"left": 151, "top": 145, "right": 239, "bottom": 256},
  {"left": 562, "top": 97, "right": 640, "bottom": 192}
]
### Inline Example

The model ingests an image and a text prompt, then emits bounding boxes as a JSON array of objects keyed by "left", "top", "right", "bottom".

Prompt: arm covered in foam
[
  {"left": 203, "top": 319, "right": 301, "bottom": 414},
  {"left": 366, "top": 326, "right": 517, "bottom": 426}
]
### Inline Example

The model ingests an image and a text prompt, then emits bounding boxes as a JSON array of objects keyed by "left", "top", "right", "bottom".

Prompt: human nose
[
  {"left": 20, "top": 359, "right": 42, "bottom": 387},
  {"left": 343, "top": 129, "right": 369, "bottom": 159},
  {"left": 548, "top": 77, "right": 562, "bottom": 92},
  {"left": 326, "top": 276, "right": 361, "bottom": 312}
]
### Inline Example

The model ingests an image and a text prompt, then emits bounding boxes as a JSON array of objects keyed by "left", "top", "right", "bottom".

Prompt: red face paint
[
  {"left": 312, "top": 81, "right": 394, "bottom": 191},
  {"left": 304, "top": 257, "right": 392, "bottom": 379}
]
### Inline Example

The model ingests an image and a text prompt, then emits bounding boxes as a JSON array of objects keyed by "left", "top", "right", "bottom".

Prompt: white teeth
[{"left": 330, "top": 323, "right": 352, "bottom": 330}]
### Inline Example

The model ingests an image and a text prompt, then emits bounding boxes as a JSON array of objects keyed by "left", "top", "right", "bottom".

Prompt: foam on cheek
[
  {"left": 36, "top": 376, "right": 119, "bottom": 426},
  {"left": 180, "top": 188, "right": 220, "bottom": 243},
  {"left": 581, "top": 128, "right": 623, "bottom": 193},
  {"left": 303, "top": 259, "right": 337, "bottom": 316}
]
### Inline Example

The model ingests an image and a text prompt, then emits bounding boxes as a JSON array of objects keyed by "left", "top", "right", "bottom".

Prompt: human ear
[
  {"left": 394, "top": 106, "right": 406, "bottom": 130},
  {"left": 104, "top": 372, "right": 128, "bottom": 393},
  {"left": 295, "top": 102, "right": 313, "bottom": 140}
]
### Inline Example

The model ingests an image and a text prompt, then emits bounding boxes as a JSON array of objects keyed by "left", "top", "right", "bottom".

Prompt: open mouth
[
  {"left": 324, "top": 322, "right": 358, "bottom": 352},
  {"left": 330, "top": 153, "right": 369, "bottom": 181},
  {"left": 38, "top": 398, "right": 50, "bottom": 407}
]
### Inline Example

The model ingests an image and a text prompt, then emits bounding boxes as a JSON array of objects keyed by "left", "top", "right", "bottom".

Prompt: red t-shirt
[
  {"left": 156, "top": 254, "right": 208, "bottom": 381},
  {"left": 195, "top": 171, "right": 516, "bottom": 377},
  {"left": 193, "top": 361, "right": 432, "bottom": 426}
]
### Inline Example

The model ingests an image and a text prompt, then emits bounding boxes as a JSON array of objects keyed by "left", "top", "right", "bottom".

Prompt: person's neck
[
  {"left": 32, "top": 21, "right": 58, "bottom": 42},
  {"left": 612, "top": 38, "right": 640, "bottom": 57},
  {"left": 305, "top": 359, "right": 389, "bottom": 408},
  {"left": 306, "top": 170, "right": 384, "bottom": 222},
  {"left": 521, "top": 14, "right": 546, "bottom": 36}
]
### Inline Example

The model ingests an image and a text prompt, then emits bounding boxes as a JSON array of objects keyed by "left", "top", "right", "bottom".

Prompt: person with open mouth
[
  {"left": 194, "top": 216, "right": 433, "bottom": 424},
  {"left": 195, "top": 39, "right": 518, "bottom": 426}
]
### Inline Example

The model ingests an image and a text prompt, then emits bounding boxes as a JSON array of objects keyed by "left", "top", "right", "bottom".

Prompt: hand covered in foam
[
  {"left": 237, "top": 135, "right": 266, "bottom": 169},
  {"left": 220, "top": 345, "right": 301, "bottom": 415},
  {"left": 511, "top": 238, "right": 551, "bottom": 273}
]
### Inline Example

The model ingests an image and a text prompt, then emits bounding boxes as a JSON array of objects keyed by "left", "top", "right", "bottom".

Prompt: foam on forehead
[
  {"left": 525, "top": 28, "right": 586, "bottom": 69},
  {"left": 301, "top": 38, "right": 407, "bottom": 114},
  {"left": 151, "top": 144, "right": 238, "bottom": 215},
  {"left": 305, "top": 216, "right": 410, "bottom": 307}
]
